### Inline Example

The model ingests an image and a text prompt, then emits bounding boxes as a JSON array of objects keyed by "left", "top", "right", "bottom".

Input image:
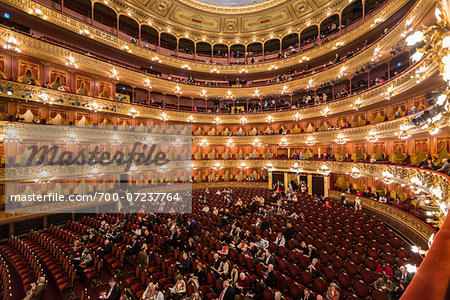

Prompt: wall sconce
[
  {"left": 174, "top": 85, "right": 182, "bottom": 95},
  {"left": 279, "top": 137, "right": 289, "bottom": 147},
  {"left": 381, "top": 170, "right": 394, "bottom": 184},
  {"left": 226, "top": 139, "right": 235, "bottom": 148},
  {"left": 213, "top": 116, "right": 221, "bottom": 124},
  {"left": 367, "top": 130, "right": 378, "bottom": 142},
  {"left": 383, "top": 85, "right": 395, "bottom": 100},
  {"left": 64, "top": 132, "right": 79, "bottom": 144},
  {"left": 350, "top": 167, "right": 361, "bottom": 178},
  {"left": 319, "top": 164, "right": 330, "bottom": 175},
  {"left": 306, "top": 136, "right": 316, "bottom": 146},
  {"left": 3, "top": 36, "right": 21, "bottom": 53},
  {"left": 181, "top": 64, "right": 191, "bottom": 70},
  {"left": 395, "top": 124, "right": 412, "bottom": 139},
  {"left": 240, "top": 117, "right": 247, "bottom": 125},
  {"left": 200, "top": 89, "right": 208, "bottom": 98},
  {"left": 252, "top": 139, "right": 261, "bottom": 147},
  {"left": 281, "top": 85, "right": 290, "bottom": 94},
  {"left": 352, "top": 98, "right": 362, "bottom": 110},
  {"left": 322, "top": 106, "right": 331, "bottom": 117},
  {"left": 266, "top": 115, "right": 274, "bottom": 123},
  {"left": 253, "top": 89, "right": 260, "bottom": 97},
  {"left": 111, "top": 135, "right": 121, "bottom": 146},
  {"left": 110, "top": 69, "right": 119, "bottom": 80},
  {"left": 335, "top": 133, "right": 346, "bottom": 144},
  {"left": 79, "top": 29, "right": 93, "bottom": 38},
  {"left": 3, "top": 128, "right": 22, "bottom": 143},
  {"left": 225, "top": 90, "right": 233, "bottom": 99},
  {"left": 293, "top": 112, "right": 302, "bottom": 121},
  {"left": 239, "top": 162, "right": 248, "bottom": 169},
  {"left": 144, "top": 78, "right": 152, "bottom": 88},
  {"left": 187, "top": 115, "right": 195, "bottom": 123},
  {"left": 210, "top": 68, "right": 220, "bottom": 74},
  {"left": 122, "top": 45, "right": 131, "bottom": 53},
  {"left": 160, "top": 112, "right": 168, "bottom": 121},
  {"left": 65, "top": 55, "right": 78, "bottom": 68},
  {"left": 200, "top": 139, "right": 208, "bottom": 147},
  {"left": 128, "top": 107, "right": 139, "bottom": 118}
]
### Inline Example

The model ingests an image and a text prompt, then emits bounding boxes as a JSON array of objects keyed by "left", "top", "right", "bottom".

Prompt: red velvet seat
[
  {"left": 337, "top": 273, "right": 351, "bottom": 290},
  {"left": 353, "top": 281, "right": 370, "bottom": 298},
  {"left": 360, "top": 269, "right": 375, "bottom": 284},
  {"left": 371, "top": 289, "right": 388, "bottom": 300},
  {"left": 313, "top": 277, "right": 328, "bottom": 295},
  {"left": 300, "top": 270, "right": 313, "bottom": 287}
]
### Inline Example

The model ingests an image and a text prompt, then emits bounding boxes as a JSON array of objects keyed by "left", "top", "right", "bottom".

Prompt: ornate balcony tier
[
  {"left": 1, "top": 0, "right": 431, "bottom": 73},
  {"left": 0, "top": 58, "right": 437, "bottom": 124}
]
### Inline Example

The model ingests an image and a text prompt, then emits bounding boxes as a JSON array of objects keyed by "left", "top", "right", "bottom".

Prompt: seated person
[
  {"left": 99, "top": 278, "right": 120, "bottom": 300},
  {"left": 178, "top": 252, "right": 192, "bottom": 275},
  {"left": 169, "top": 275, "right": 187, "bottom": 299},
  {"left": 23, "top": 277, "right": 46, "bottom": 300}
]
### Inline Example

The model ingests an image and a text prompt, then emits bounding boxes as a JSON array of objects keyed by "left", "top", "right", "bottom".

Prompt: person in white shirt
[
  {"left": 154, "top": 286, "right": 164, "bottom": 300},
  {"left": 274, "top": 233, "right": 286, "bottom": 247}
]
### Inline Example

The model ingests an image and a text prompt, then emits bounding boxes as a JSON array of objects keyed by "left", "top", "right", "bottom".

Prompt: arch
[
  {"left": 341, "top": 0, "right": 363, "bottom": 28},
  {"left": 320, "top": 14, "right": 339, "bottom": 38},
  {"left": 230, "top": 44, "right": 245, "bottom": 58},
  {"left": 141, "top": 25, "right": 159, "bottom": 46},
  {"left": 264, "top": 39, "right": 280, "bottom": 55},
  {"left": 64, "top": 0, "right": 91, "bottom": 18},
  {"left": 118, "top": 15, "right": 139, "bottom": 39},
  {"left": 300, "top": 25, "right": 318, "bottom": 45},
  {"left": 160, "top": 32, "right": 177, "bottom": 51},
  {"left": 365, "top": 0, "right": 387, "bottom": 14},
  {"left": 196, "top": 42, "right": 212, "bottom": 56},
  {"left": 179, "top": 38, "right": 195, "bottom": 54},
  {"left": 247, "top": 42, "right": 262, "bottom": 56},
  {"left": 213, "top": 44, "right": 228, "bottom": 57},
  {"left": 93, "top": 2, "right": 117, "bottom": 28},
  {"left": 281, "top": 33, "right": 299, "bottom": 51}
]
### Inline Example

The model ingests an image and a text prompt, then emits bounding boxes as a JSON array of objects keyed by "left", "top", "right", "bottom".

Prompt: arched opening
[
  {"left": 264, "top": 39, "right": 280, "bottom": 55},
  {"left": 64, "top": 0, "right": 91, "bottom": 18},
  {"left": 93, "top": 3, "right": 117, "bottom": 28},
  {"left": 141, "top": 25, "right": 159, "bottom": 47},
  {"left": 365, "top": 0, "right": 387, "bottom": 15},
  {"left": 281, "top": 33, "right": 299, "bottom": 51},
  {"left": 179, "top": 38, "right": 194, "bottom": 54},
  {"left": 196, "top": 42, "right": 212, "bottom": 57},
  {"left": 300, "top": 25, "right": 318, "bottom": 46},
  {"left": 341, "top": 0, "right": 363, "bottom": 28},
  {"left": 247, "top": 42, "right": 262, "bottom": 56},
  {"left": 213, "top": 44, "right": 228, "bottom": 57},
  {"left": 118, "top": 15, "right": 139, "bottom": 39},
  {"left": 160, "top": 32, "right": 177, "bottom": 50},
  {"left": 320, "top": 14, "right": 339, "bottom": 38},
  {"left": 230, "top": 44, "right": 245, "bottom": 58}
]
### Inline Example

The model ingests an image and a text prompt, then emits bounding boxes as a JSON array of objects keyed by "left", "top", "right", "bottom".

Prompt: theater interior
[{"left": 0, "top": 0, "right": 449, "bottom": 299}]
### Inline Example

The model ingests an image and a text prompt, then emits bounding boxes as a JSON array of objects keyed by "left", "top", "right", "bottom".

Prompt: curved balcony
[
  {"left": 0, "top": 55, "right": 437, "bottom": 124},
  {"left": 2, "top": 0, "right": 429, "bottom": 73}
]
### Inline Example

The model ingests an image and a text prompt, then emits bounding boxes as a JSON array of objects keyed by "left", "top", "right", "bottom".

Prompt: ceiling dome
[{"left": 196, "top": 0, "right": 266, "bottom": 6}]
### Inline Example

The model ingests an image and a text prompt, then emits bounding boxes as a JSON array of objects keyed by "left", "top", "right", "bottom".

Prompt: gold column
[
  {"left": 284, "top": 172, "right": 288, "bottom": 193},
  {"left": 324, "top": 175, "right": 330, "bottom": 198},
  {"left": 307, "top": 174, "right": 312, "bottom": 195},
  {"left": 268, "top": 171, "right": 273, "bottom": 189}
]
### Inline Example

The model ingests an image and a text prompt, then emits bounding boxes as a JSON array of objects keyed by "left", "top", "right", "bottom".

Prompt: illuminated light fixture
[
  {"left": 200, "top": 139, "right": 208, "bottom": 147},
  {"left": 299, "top": 56, "right": 310, "bottom": 63},
  {"left": 174, "top": 85, "right": 182, "bottom": 95},
  {"left": 338, "top": 66, "right": 347, "bottom": 78},
  {"left": 266, "top": 115, "right": 274, "bottom": 123},
  {"left": 89, "top": 102, "right": 100, "bottom": 112},
  {"left": 351, "top": 98, "right": 363, "bottom": 110},
  {"left": 406, "top": 31, "right": 424, "bottom": 46},
  {"left": 395, "top": 124, "right": 412, "bottom": 139},
  {"left": 187, "top": 115, "right": 195, "bottom": 123},
  {"left": 185, "top": 33, "right": 189, "bottom": 38},
  {"left": 144, "top": 78, "right": 152, "bottom": 88},
  {"left": 128, "top": 107, "right": 139, "bottom": 118},
  {"left": 279, "top": 137, "right": 289, "bottom": 147},
  {"left": 226, "top": 139, "right": 235, "bottom": 148},
  {"left": 383, "top": 85, "right": 395, "bottom": 100},
  {"left": 64, "top": 132, "right": 79, "bottom": 144},
  {"left": 412, "top": 66, "right": 427, "bottom": 83},
  {"left": 213, "top": 162, "right": 222, "bottom": 171},
  {"left": 268, "top": 65, "right": 278, "bottom": 70},
  {"left": 291, "top": 161, "right": 303, "bottom": 173},
  {"left": 65, "top": 55, "right": 78, "bottom": 68},
  {"left": 202, "top": 37, "right": 206, "bottom": 41},
  {"left": 210, "top": 68, "right": 220, "bottom": 74},
  {"left": 350, "top": 167, "right": 361, "bottom": 178},
  {"left": 334, "top": 41, "right": 345, "bottom": 49},
  {"left": 435, "top": 7, "right": 442, "bottom": 22},
  {"left": 411, "top": 51, "right": 425, "bottom": 62},
  {"left": 240, "top": 117, "right": 247, "bottom": 125},
  {"left": 239, "top": 162, "right": 248, "bottom": 169},
  {"left": 29, "top": 7, "right": 47, "bottom": 19},
  {"left": 104, "top": 0, "right": 108, "bottom": 4},
  {"left": 3, "top": 128, "right": 22, "bottom": 143},
  {"left": 321, "top": 106, "right": 331, "bottom": 117},
  {"left": 252, "top": 37, "right": 256, "bottom": 42},
  {"left": 372, "top": 47, "right": 382, "bottom": 62},
  {"left": 367, "top": 130, "right": 378, "bottom": 142},
  {"left": 306, "top": 136, "right": 315, "bottom": 146},
  {"left": 79, "top": 29, "right": 92, "bottom": 37},
  {"left": 381, "top": 170, "right": 394, "bottom": 184},
  {"left": 253, "top": 89, "right": 260, "bottom": 97},
  {"left": 436, "top": 94, "right": 447, "bottom": 106},
  {"left": 252, "top": 138, "right": 261, "bottom": 147},
  {"left": 307, "top": 21, "right": 311, "bottom": 26},
  {"left": 225, "top": 90, "right": 234, "bottom": 99},
  {"left": 239, "top": 68, "right": 248, "bottom": 74},
  {"left": 181, "top": 64, "right": 191, "bottom": 70},
  {"left": 443, "top": 36, "right": 450, "bottom": 48},
  {"left": 335, "top": 133, "right": 346, "bottom": 144},
  {"left": 160, "top": 112, "right": 168, "bottom": 121},
  {"left": 151, "top": 56, "right": 161, "bottom": 63},
  {"left": 3, "top": 36, "right": 21, "bottom": 53},
  {"left": 111, "top": 135, "right": 121, "bottom": 146},
  {"left": 122, "top": 45, "right": 131, "bottom": 53},
  {"left": 213, "top": 116, "right": 221, "bottom": 124},
  {"left": 307, "top": 79, "right": 315, "bottom": 89},
  {"left": 265, "top": 162, "right": 274, "bottom": 171},
  {"left": 200, "top": 89, "right": 208, "bottom": 98},
  {"left": 288, "top": 28, "right": 292, "bottom": 34},
  {"left": 293, "top": 112, "right": 302, "bottom": 121},
  {"left": 110, "top": 68, "right": 119, "bottom": 80},
  {"left": 281, "top": 85, "right": 290, "bottom": 94},
  {"left": 167, "top": 27, "right": 171, "bottom": 33},
  {"left": 371, "top": 18, "right": 384, "bottom": 27},
  {"left": 319, "top": 164, "right": 330, "bottom": 175}
]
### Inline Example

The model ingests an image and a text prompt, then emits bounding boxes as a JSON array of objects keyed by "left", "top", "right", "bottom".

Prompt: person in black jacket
[
  {"left": 100, "top": 278, "right": 120, "bottom": 300},
  {"left": 218, "top": 280, "right": 235, "bottom": 300},
  {"left": 300, "top": 288, "right": 316, "bottom": 300},
  {"left": 97, "top": 239, "right": 112, "bottom": 258},
  {"left": 263, "top": 264, "right": 277, "bottom": 287}
]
